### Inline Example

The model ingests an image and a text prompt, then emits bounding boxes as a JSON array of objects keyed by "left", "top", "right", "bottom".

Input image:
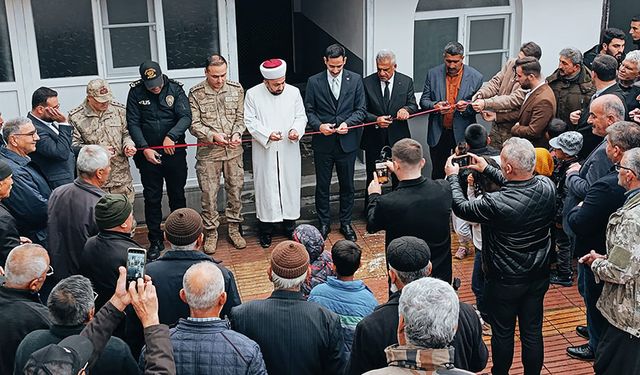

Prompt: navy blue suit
[
  {"left": 305, "top": 69, "right": 366, "bottom": 226},
  {"left": 27, "top": 113, "right": 75, "bottom": 189}
]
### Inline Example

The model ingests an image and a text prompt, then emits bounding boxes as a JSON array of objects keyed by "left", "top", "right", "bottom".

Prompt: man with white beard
[{"left": 244, "top": 59, "right": 307, "bottom": 248}]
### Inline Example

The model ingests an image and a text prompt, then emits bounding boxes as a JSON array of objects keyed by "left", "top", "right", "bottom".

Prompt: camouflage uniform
[
  {"left": 593, "top": 191, "right": 640, "bottom": 337},
  {"left": 189, "top": 79, "right": 246, "bottom": 252},
  {"left": 69, "top": 99, "right": 136, "bottom": 204}
]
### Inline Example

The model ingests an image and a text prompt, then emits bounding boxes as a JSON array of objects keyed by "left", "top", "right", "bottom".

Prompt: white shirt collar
[
  {"left": 327, "top": 70, "right": 343, "bottom": 85},
  {"left": 380, "top": 74, "right": 395, "bottom": 96}
]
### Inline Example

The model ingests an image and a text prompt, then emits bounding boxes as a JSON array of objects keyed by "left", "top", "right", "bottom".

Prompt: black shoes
[
  {"left": 576, "top": 325, "right": 590, "bottom": 340},
  {"left": 340, "top": 224, "right": 357, "bottom": 242},
  {"left": 319, "top": 224, "right": 331, "bottom": 240},
  {"left": 550, "top": 273, "right": 573, "bottom": 287},
  {"left": 566, "top": 343, "right": 594, "bottom": 361},
  {"left": 147, "top": 240, "right": 164, "bottom": 262},
  {"left": 259, "top": 233, "right": 272, "bottom": 248}
]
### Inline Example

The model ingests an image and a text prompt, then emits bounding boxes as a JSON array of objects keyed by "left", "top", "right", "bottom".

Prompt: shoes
[
  {"left": 259, "top": 233, "right": 272, "bottom": 248},
  {"left": 576, "top": 325, "right": 590, "bottom": 340},
  {"left": 340, "top": 224, "right": 357, "bottom": 242},
  {"left": 228, "top": 223, "right": 246, "bottom": 249},
  {"left": 319, "top": 224, "right": 331, "bottom": 240},
  {"left": 203, "top": 230, "right": 218, "bottom": 255},
  {"left": 455, "top": 246, "right": 469, "bottom": 260},
  {"left": 550, "top": 274, "right": 573, "bottom": 287},
  {"left": 147, "top": 240, "right": 164, "bottom": 262},
  {"left": 566, "top": 343, "right": 594, "bottom": 361}
]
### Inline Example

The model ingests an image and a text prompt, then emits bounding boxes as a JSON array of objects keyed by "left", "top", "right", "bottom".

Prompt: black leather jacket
[{"left": 447, "top": 166, "right": 556, "bottom": 283}]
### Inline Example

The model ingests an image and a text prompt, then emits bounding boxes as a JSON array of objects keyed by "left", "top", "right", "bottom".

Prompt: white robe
[{"left": 244, "top": 83, "right": 307, "bottom": 222}]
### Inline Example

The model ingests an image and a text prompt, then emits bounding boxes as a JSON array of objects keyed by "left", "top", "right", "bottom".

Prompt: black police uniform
[{"left": 126, "top": 75, "right": 192, "bottom": 248}]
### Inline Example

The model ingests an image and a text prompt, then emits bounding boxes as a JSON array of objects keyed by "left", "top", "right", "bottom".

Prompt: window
[
  {"left": 100, "top": 0, "right": 157, "bottom": 77},
  {"left": 0, "top": 0, "right": 14, "bottom": 82},
  {"left": 31, "top": 0, "right": 98, "bottom": 79},
  {"left": 413, "top": 1, "right": 514, "bottom": 83}
]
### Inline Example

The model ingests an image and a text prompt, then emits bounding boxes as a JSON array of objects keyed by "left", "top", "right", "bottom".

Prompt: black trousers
[
  {"left": 485, "top": 277, "right": 549, "bottom": 375},
  {"left": 430, "top": 128, "right": 456, "bottom": 180},
  {"left": 135, "top": 152, "right": 187, "bottom": 242},
  {"left": 259, "top": 220, "right": 296, "bottom": 236},
  {"left": 595, "top": 322, "right": 640, "bottom": 375},
  {"left": 314, "top": 148, "right": 357, "bottom": 226}
]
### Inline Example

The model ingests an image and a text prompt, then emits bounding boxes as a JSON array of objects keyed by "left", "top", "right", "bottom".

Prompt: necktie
[
  {"left": 383, "top": 81, "right": 390, "bottom": 111},
  {"left": 331, "top": 77, "right": 340, "bottom": 100}
]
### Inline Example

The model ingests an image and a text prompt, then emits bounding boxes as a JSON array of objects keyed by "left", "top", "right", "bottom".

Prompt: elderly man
[
  {"left": 546, "top": 48, "right": 596, "bottom": 127},
  {"left": 445, "top": 137, "right": 556, "bottom": 375},
  {"left": 14, "top": 275, "right": 137, "bottom": 374},
  {"left": 583, "top": 28, "right": 627, "bottom": 69},
  {"left": 482, "top": 57, "right": 557, "bottom": 148},
  {"left": 617, "top": 50, "right": 640, "bottom": 114},
  {"left": 0, "top": 244, "right": 52, "bottom": 375},
  {"left": 579, "top": 147, "right": 640, "bottom": 374},
  {"left": 349, "top": 237, "right": 487, "bottom": 375},
  {"left": 27, "top": 87, "right": 75, "bottom": 189},
  {"left": 47, "top": 145, "right": 109, "bottom": 283},
  {"left": 420, "top": 41, "right": 483, "bottom": 179},
  {"left": 471, "top": 42, "right": 541, "bottom": 148},
  {"left": 231, "top": 240, "right": 347, "bottom": 375},
  {"left": 0, "top": 159, "right": 29, "bottom": 265},
  {"left": 245, "top": 59, "right": 307, "bottom": 247},
  {"left": 70, "top": 79, "right": 137, "bottom": 204},
  {"left": 81, "top": 194, "right": 140, "bottom": 310},
  {"left": 0, "top": 117, "right": 51, "bottom": 245},
  {"left": 363, "top": 277, "right": 474, "bottom": 375},
  {"left": 189, "top": 54, "right": 246, "bottom": 253},
  {"left": 564, "top": 122, "right": 640, "bottom": 361},
  {"left": 128, "top": 60, "right": 191, "bottom": 260},
  {"left": 141, "top": 261, "right": 266, "bottom": 374},
  {"left": 362, "top": 49, "right": 418, "bottom": 200}
]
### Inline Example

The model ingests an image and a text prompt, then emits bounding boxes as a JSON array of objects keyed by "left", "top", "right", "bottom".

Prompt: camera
[
  {"left": 452, "top": 142, "right": 470, "bottom": 167},
  {"left": 375, "top": 146, "right": 392, "bottom": 184}
]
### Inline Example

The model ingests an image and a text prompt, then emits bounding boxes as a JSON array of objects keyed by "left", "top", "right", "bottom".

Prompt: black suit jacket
[
  {"left": 361, "top": 72, "right": 418, "bottom": 149},
  {"left": 230, "top": 289, "right": 347, "bottom": 375},
  {"left": 304, "top": 69, "right": 366, "bottom": 154},
  {"left": 27, "top": 113, "right": 75, "bottom": 189},
  {"left": 367, "top": 176, "right": 453, "bottom": 282}
]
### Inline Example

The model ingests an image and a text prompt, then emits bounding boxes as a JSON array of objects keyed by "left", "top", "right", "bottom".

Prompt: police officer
[
  {"left": 69, "top": 79, "right": 137, "bottom": 205},
  {"left": 127, "top": 60, "right": 191, "bottom": 260},
  {"left": 189, "top": 54, "right": 246, "bottom": 254}
]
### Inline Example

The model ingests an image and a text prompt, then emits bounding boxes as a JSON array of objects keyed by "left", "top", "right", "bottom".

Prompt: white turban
[{"left": 260, "top": 59, "right": 287, "bottom": 80}]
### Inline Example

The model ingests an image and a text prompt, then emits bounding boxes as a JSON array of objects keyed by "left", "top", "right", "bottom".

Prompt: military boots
[
  {"left": 204, "top": 230, "right": 218, "bottom": 254},
  {"left": 228, "top": 223, "right": 246, "bottom": 249}
]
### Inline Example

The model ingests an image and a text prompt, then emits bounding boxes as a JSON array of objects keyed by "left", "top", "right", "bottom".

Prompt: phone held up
[
  {"left": 452, "top": 142, "right": 471, "bottom": 168},
  {"left": 375, "top": 145, "right": 393, "bottom": 184},
  {"left": 126, "top": 247, "right": 147, "bottom": 282}
]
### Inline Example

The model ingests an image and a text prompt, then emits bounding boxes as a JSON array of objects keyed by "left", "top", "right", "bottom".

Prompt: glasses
[
  {"left": 46, "top": 265, "right": 54, "bottom": 276},
  {"left": 13, "top": 131, "right": 38, "bottom": 139},
  {"left": 615, "top": 163, "right": 637, "bottom": 175},
  {"left": 93, "top": 291, "right": 99, "bottom": 301}
]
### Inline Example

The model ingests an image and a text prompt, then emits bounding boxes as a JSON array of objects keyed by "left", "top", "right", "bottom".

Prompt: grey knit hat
[{"left": 387, "top": 236, "right": 431, "bottom": 272}]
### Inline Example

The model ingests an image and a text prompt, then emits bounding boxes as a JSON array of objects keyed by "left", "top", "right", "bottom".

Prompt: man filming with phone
[{"left": 366, "top": 138, "right": 453, "bottom": 287}]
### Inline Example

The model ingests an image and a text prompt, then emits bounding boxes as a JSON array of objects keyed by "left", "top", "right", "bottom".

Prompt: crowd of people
[{"left": 0, "top": 16, "right": 639, "bottom": 375}]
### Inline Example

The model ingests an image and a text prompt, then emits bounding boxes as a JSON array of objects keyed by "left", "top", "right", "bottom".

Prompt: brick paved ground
[{"left": 137, "top": 220, "right": 595, "bottom": 375}]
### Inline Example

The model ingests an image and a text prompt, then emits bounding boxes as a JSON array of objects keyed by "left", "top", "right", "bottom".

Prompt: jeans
[
  {"left": 577, "top": 262, "right": 606, "bottom": 352},
  {"left": 554, "top": 225, "right": 573, "bottom": 277},
  {"left": 485, "top": 277, "right": 550, "bottom": 375}
]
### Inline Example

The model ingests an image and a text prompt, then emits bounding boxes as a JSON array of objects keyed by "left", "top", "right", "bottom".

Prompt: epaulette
[
  {"left": 68, "top": 105, "right": 83, "bottom": 118},
  {"left": 189, "top": 81, "right": 206, "bottom": 93},
  {"left": 169, "top": 78, "right": 184, "bottom": 87},
  {"left": 110, "top": 100, "right": 126, "bottom": 109},
  {"left": 226, "top": 80, "right": 242, "bottom": 88},
  {"left": 130, "top": 79, "right": 143, "bottom": 88}
]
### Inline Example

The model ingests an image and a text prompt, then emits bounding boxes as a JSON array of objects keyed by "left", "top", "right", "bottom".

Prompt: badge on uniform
[{"left": 166, "top": 95, "right": 174, "bottom": 107}]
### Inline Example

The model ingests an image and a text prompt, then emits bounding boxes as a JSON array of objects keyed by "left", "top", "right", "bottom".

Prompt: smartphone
[
  {"left": 375, "top": 162, "right": 390, "bottom": 184},
  {"left": 126, "top": 247, "right": 147, "bottom": 282},
  {"left": 452, "top": 154, "right": 471, "bottom": 167}
]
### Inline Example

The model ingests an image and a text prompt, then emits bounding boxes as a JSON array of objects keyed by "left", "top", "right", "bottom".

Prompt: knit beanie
[
  {"left": 94, "top": 194, "right": 132, "bottom": 230},
  {"left": 164, "top": 208, "right": 203, "bottom": 246},
  {"left": 0, "top": 159, "right": 12, "bottom": 180},
  {"left": 271, "top": 240, "right": 310, "bottom": 279},
  {"left": 387, "top": 236, "right": 431, "bottom": 272}
]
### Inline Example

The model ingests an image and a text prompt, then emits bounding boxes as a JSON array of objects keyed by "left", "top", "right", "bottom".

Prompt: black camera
[{"left": 375, "top": 146, "right": 392, "bottom": 184}]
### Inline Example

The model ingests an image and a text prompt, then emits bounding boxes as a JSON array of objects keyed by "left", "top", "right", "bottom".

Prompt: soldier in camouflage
[
  {"left": 69, "top": 79, "right": 137, "bottom": 205},
  {"left": 189, "top": 54, "right": 246, "bottom": 254},
  {"left": 581, "top": 147, "right": 640, "bottom": 374}
]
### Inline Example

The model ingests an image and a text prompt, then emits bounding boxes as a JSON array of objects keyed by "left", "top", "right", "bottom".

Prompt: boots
[
  {"left": 228, "top": 223, "right": 246, "bottom": 249},
  {"left": 203, "top": 230, "right": 218, "bottom": 254}
]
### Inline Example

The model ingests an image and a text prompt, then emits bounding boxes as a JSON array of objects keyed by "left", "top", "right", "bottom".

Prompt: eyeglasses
[
  {"left": 46, "top": 265, "right": 54, "bottom": 276},
  {"left": 615, "top": 163, "right": 637, "bottom": 175},
  {"left": 93, "top": 291, "right": 98, "bottom": 301},
  {"left": 12, "top": 131, "right": 38, "bottom": 139}
]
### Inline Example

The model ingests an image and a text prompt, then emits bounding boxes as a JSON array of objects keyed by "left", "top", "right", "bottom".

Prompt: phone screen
[{"left": 126, "top": 248, "right": 147, "bottom": 281}]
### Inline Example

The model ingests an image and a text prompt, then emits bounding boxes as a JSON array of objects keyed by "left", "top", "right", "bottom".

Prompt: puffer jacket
[
  {"left": 546, "top": 64, "right": 595, "bottom": 127},
  {"left": 140, "top": 319, "right": 267, "bottom": 375},
  {"left": 448, "top": 166, "right": 556, "bottom": 283}
]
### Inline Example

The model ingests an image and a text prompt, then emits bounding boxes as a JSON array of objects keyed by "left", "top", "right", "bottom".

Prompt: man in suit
[
  {"left": 305, "top": 44, "right": 366, "bottom": 241},
  {"left": 366, "top": 139, "right": 452, "bottom": 284},
  {"left": 27, "top": 87, "right": 75, "bottom": 189},
  {"left": 420, "top": 42, "right": 483, "bottom": 180},
  {"left": 361, "top": 49, "right": 418, "bottom": 205},
  {"left": 482, "top": 57, "right": 557, "bottom": 148}
]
